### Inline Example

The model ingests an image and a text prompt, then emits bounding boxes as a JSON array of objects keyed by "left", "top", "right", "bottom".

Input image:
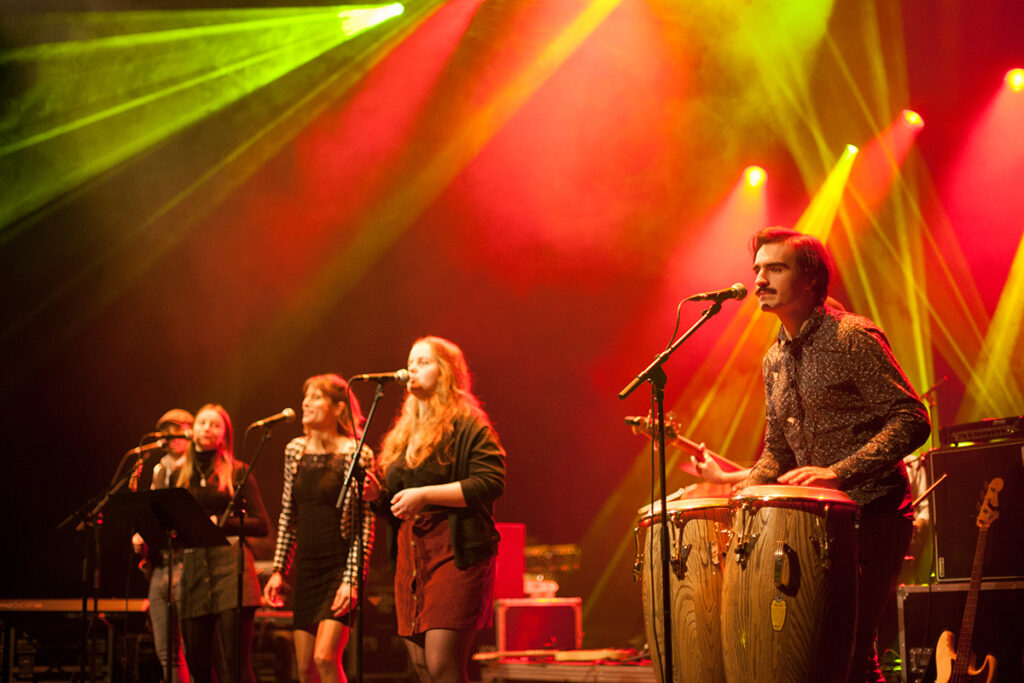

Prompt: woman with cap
[
  {"left": 367, "top": 336, "right": 506, "bottom": 683},
  {"left": 131, "top": 408, "right": 194, "bottom": 682},
  {"left": 175, "top": 404, "right": 269, "bottom": 683},
  {"left": 263, "top": 374, "right": 375, "bottom": 683}
]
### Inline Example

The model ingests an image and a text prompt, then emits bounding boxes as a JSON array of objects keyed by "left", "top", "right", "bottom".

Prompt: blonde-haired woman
[
  {"left": 176, "top": 404, "right": 269, "bottom": 683},
  {"left": 368, "top": 336, "right": 506, "bottom": 683},
  {"left": 264, "top": 374, "right": 374, "bottom": 683}
]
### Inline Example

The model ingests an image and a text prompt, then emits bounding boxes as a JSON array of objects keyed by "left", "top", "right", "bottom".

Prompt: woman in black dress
[
  {"left": 264, "top": 374, "right": 374, "bottom": 683},
  {"left": 176, "top": 403, "right": 269, "bottom": 683},
  {"left": 368, "top": 336, "right": 506, "bottom": 683}
]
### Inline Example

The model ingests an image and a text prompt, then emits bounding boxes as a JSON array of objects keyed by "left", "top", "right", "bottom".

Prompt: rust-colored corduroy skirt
[{"left": 394, "top": 511, "right": 495, "bottom": 636}]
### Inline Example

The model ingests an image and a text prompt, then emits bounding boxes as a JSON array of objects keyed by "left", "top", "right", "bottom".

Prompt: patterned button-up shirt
[{"left": 744, "top": 305, "right": 930, "bottom": 514}]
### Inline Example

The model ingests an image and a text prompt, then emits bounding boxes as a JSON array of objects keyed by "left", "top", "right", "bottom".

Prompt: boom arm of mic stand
[
  {"left": 618, "top": 302, "right": 723, "bottom": 400},
  {"left": 61, "top": 455, "right": 138, "bottom": 533},
  {"left": 220, "top": 427, "right": 273, "bottom": 527}
]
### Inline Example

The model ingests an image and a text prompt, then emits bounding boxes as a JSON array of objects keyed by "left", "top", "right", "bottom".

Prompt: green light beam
[{"left": 0, "top": 5, "right": 403, "bottom": 232}]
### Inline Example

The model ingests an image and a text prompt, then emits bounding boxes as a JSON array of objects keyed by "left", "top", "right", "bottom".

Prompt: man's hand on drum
[{"left": 778, "top": 466, "right": 840, "bottom": 488}]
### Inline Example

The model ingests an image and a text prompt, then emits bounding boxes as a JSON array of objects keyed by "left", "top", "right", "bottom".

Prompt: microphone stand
[
  {"left": 221, "top": 426, "right": 274, "bottom": 683},
  {"left": 336, "top": 381, "right": 388, "bottom": 683},
  {"left": 57, "top": 443, "right": 165, "bottom": 683},
  {"left": 618, "top": 300, "right": 725, "bottom": 683}
]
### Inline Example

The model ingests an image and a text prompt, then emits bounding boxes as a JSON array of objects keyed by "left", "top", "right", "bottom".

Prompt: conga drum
[
  {"left": 720, "top": 486, "right": 859, "bottom": 683},
  {"left": 635, "top": 498, "right": 731, "bottom": 683}
]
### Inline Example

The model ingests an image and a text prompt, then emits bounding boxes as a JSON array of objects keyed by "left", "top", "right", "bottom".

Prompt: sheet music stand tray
[{"left": 110, "top": 488, "right": 228, "bottom": 683}]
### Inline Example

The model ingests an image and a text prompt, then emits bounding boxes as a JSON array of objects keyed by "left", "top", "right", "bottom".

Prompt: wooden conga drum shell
[
  {"left": 720, "top": 486, "right": 859, "bottom": 683},
  {"left": 638, "top": 498, "right": 730, "bottom": 683}
]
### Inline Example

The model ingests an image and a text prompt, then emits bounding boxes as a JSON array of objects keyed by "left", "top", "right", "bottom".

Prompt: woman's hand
[
  {"left": 131, "top": 532, "right": 146, "bottom": 555},
  {"left": 263, "top": 571, "right": 285, "bottom": 608},
  {"left": 331, "top": 582, "right": 356, "bottom": 616},
  {"left": 390, "top": 487, "right": 428, "bottom": 520}
]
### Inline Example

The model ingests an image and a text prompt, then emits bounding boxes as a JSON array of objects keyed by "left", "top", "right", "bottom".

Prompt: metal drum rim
[
  {"left": 728, "top": 484, "right": 858, "bottom": 508},
  {"left": 636, "top": 496, "right": 732, "bottom": 523}
]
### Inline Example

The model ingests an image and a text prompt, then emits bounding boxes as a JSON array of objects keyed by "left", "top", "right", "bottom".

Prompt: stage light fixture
[
  {"left": 1006, "top": 68, "right": 1024, "bottom": 92},
  {"left": 743, "top": 165, "right": 766, "bottom": 187},
  {"left": 902, "top": 109, "right": 924, "bottom": 129},
  {"left": 845, "top": 143, "right": 859, "bottom": 156}
]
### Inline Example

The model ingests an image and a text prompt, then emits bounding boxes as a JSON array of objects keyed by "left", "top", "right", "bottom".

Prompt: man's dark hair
[{"left": 750, "top": 227, "right": 835, "bottom": 306}]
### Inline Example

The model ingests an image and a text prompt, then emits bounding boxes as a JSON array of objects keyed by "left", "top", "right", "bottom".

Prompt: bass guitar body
[{"left": 923, "top": 629, "right": 997, "bottom": 683}]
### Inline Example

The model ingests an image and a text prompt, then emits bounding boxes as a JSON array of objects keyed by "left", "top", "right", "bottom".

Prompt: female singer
[
  {"left": 368, "top": 336, "right": 506, "bottom": 683},
  {"left": 176, "top": 404, "right": 269, "bottom": 683},
  {"left": 263, "top": 374, "right": 375, "bottom": 683}
]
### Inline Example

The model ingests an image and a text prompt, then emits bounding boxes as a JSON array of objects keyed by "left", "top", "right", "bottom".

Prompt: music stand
[{"left": 110, "top": 488, "right": 228, "bottom": 683}]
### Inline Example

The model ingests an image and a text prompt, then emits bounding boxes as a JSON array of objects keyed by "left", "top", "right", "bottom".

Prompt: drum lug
[
  {"left": 672, "top": 543, "right": 692, "bottom": 579},
  {"left": 733, "top": 502, "right": 759, "bottom": 566},
  {"left": 719, "top": 523, "right": 733, "bottom": 555},
  {"left": 811, "top": 504, "right": 833, "bottom": 570},
  {"left": 633, "top": 525, "right": 643, "bottom": 581},
  {"left": 734, "top": 532, "right": 759, "bottom": 567}
]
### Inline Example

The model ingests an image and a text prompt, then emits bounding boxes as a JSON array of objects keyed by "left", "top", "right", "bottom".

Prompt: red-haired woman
[
  {"left": 263, "top": 375, "right": 375, "bottom": 683},
  {"left": 176, "top": 404, "right": 269, "bottom": 683},
  {"left": 367, "top": 336, "right": 506, "bottom": 683}
]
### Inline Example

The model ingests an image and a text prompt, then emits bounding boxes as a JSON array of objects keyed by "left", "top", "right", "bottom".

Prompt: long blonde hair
[
  {"left": 175, "top": 403, "right": 237, "bottom": 495},
  {"left": 379, "top": 336, "right": 489, "bottom": 473}
]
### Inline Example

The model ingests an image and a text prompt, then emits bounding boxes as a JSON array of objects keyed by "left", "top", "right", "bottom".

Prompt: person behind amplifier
[
  {"left": 731, "top": 227, "right": 930, "bottom": 683},
  {"left": 365, "top": 336, "right": 506, "bottom": 683},
  {"left": 176, "top": 403, "right": 270, "bottom": 683},
  {"left": 131, "top": 408, "right": 194, "bottom": 682},
  {"left": 263, "top": 374, "right": 376, "bottom": 683}
]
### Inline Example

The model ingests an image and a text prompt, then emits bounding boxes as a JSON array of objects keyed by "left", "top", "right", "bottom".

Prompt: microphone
[
  {"left": 125, "top": 440, "right": 171, "bottom": 456},
  {"left": 249, "top": 408, "right": 296, "bottom": 429},
  {"left": 351, "top": 369, "right": 410, "bottom": 384},
  {"left": 685, "top": 283, "right": 747, "bottom": 302},
  {"left": 158, "top": 433, "right": 191, "bottom": 441},
  {"left": 142, "top": 431, "right": 191, "bottom": 441}
]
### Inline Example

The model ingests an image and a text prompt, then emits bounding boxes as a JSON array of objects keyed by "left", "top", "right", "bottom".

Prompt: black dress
[{"left": 292, "top": 452, "right": 353, "bottom": 628}]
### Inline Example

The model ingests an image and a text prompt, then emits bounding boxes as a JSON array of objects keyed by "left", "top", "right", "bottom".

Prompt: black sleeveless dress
[{"left": 292, "top": 452, "right": 353, "bottom": 629}]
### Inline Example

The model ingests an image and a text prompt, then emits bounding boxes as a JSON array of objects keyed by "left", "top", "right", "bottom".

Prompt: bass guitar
[{"left": 925, "top": 477, "right": 1002, "bottom": 683}]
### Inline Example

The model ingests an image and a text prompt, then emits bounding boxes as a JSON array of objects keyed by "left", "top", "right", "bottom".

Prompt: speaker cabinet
[
  {"left": 897, "top": 581, "right": 1024, "bottom": 683},
  {"left": 929, "top": 440, "right": 1024, "bottom": 582}
]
